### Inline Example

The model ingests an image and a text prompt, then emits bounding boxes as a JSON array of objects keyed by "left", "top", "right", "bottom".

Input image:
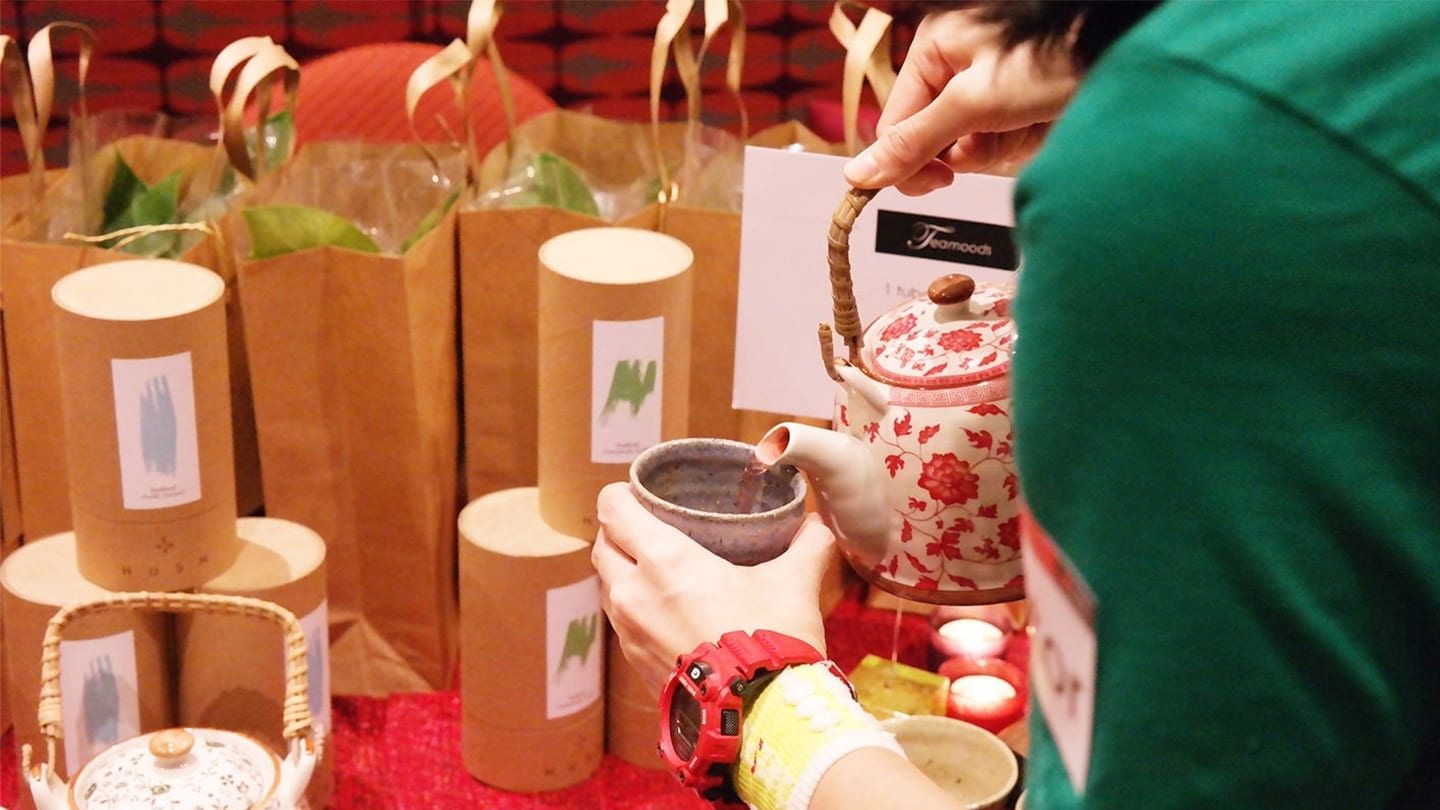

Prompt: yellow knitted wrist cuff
[{"left": 732, "top": 662, "right": 905, "bottom": 810}]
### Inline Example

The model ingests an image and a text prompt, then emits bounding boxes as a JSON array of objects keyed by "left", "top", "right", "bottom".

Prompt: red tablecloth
[{"left": 2, "top": 587, "right": 938, "bottom": 809}]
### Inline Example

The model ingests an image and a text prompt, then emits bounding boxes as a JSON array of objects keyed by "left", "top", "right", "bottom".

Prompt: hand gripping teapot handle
[
  {"left": 24, "top": 591, "right": 314, "bottom": 779},
  {"left": 822, "top": 186, "right": 879, "bottom": 381}
]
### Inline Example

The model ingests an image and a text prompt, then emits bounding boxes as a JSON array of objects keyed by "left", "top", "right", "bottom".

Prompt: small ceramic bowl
[
  {"left": 629, "top": 437, "right": 807, "bottom": 565},
  {"left": 881, "top": 714, "right": 1020, "bottom": 810}
]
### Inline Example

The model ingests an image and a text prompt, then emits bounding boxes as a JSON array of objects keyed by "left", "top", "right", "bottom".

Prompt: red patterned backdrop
[{"left": 1, "top": 0, "right": 924, "bottom": 177}]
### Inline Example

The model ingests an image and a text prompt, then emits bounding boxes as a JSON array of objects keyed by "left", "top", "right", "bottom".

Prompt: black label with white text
[{"left": 873, "top": 210, "right": 1018, "bottom": 271}]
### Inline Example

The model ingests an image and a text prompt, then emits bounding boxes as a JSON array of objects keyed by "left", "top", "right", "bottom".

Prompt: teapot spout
[
  {"left": 277, "top": 733, "right": 320, "bottom": 808},
  {"left": 22, "top": 744, "right": 67, "bottom": 810},
  {"left": 756, "top": 422, "right": 891, "bottom": 563}
]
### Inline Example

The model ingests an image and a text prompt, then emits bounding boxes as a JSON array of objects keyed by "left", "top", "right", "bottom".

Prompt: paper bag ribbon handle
[
  {"left": 212, "top": 37, "right": 299, "bottom": 182},
  {"left": 406, "top": 0, "right": 517, "bottom": 189},
  {"left": 829, "top": 1, "right": 897, "bottom": 156},
  {"left": 0, "top": 35, "right": 40, "bottom": 197},
  {"left": 465, "top": 0, "right": 518, "bottom": 151},
  {"left": 0, "top": 23, "right": 95, "bottom": 201},
  {"left": 406, "top": 39, "right": 476, "bottom": 181},
  {"left": 669, "top": 0, "right": 748, "bottom": 137},
  {"left": 209, "top": 36, "right": 274, "bottom": 108},
  {"left": 649, "top": 0, "right": 748, "bottom": 220}
]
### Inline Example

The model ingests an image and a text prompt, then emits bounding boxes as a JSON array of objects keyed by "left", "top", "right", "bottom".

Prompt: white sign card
[
  {"left": 591, "top": 317, "right": 665, "bottom": 464},
  {"left": 734, "top": 147, "right": 1019, "bottom": 419},
  {"left": 111, "top": 352, "right": 202, "bottom": 509},
  {"left": 546, "top": 575, "right": 604, "bottom": 719}
]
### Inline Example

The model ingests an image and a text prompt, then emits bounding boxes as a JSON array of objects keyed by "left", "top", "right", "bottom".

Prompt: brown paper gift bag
[
  {"left": 0, "top": 166, "right": 60, "bottom": 557},
  {"left": 453, "top": 0, "right": 698, "bottom": 500},
  {"left": 0, "top": 134, "right": 62, "bottom": 558},
  {"left": 0, "top": 29, "right": 266, "bottom": 543},
  {"left": 673, "top": 0, "right": 897, "bottom": 444},
  {"left": 458, "top": 0, "right": 756, "bottom": 501},
  {"left": 650, "top": 0, "right": 886, "bottom": 445},
  {"left": 645, "top": 0, "right": 758, "bottom": 445},
  {"left": 461, "top": 110, "right": 697, "bottom": 500},
  {"left": 228, "top": 140, "right": 465, "bottom": 695}
]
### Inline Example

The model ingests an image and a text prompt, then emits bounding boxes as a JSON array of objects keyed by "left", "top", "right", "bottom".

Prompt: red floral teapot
[{"left": 757, "top": 187, "right": 1023, "bottom": 605}]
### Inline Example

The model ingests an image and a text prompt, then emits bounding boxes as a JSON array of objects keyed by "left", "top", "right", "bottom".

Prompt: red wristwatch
[{"left": 657, "top": 629, "right": 833, "bottom": 802}]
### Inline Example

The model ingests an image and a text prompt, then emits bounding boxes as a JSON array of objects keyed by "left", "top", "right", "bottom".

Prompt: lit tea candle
[
  {"left": 951, "top": 675, "right": 1016, "bottom": 708},
  {"left": 931, "top": 617, "right": 1009, "bottom": 662},
  {"left": 939, "top": 658, "right": 1027, "bottom": 734}
]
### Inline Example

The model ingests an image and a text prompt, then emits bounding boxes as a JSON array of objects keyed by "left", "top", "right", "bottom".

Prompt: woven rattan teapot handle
[
  {"left": 29, "top": 591, "right": 312, "bottom": 773},
  {"left": 820, "top": 186, "right": 879, "bottom": 381}
]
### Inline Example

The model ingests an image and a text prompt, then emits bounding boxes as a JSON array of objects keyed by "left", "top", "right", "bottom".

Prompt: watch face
[{"left": 668, "top": 683, "right": 703, "bottom": 761}]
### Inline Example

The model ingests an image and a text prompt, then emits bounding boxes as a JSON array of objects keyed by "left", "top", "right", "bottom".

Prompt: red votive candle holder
[{"left": 939, "top": 657, "right": 1027, "bottom": 734}]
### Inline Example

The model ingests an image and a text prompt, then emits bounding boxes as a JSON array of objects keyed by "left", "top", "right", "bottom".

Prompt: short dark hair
[{"left": 973, "top": 1, "right": 1164, "bottom": 69}]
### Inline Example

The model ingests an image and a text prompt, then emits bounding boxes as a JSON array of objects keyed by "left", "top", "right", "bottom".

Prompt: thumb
[
  {"left": 844, "top": 113, "right": 953, "bottom": 188},
  {"left": 846, "top": 64, "right": 1009, "bottom": 188}
]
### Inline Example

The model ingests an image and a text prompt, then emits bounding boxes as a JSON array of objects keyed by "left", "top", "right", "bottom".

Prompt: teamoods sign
[
  {"left": 734, "top": 148, "right": 1019, "bottom": 420},
  {"left": 873, "top": 210, "right": 1017, "bottom": 269}
]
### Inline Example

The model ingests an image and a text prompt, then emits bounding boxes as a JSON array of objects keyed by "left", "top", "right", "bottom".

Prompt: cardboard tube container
[
  {"left": 0, "top": 532, "right": 173, "bottom": 805},
  {"left": 459, "top": 487, "right": 604, "bottom": 791},
  {"left": 51, "top": 259, "right": 240, "bottom": 591},
  {"left": 537, "top": 227, "right": 693, "bottom": 540},
  {"left": 606, "top": 627, "right": 666, "bottom": 769},
  {"left": 176, "top": 516, "right": 332, "bottom": 808}
]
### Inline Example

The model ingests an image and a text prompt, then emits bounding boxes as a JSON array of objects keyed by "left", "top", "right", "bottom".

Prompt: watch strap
[{"left": 717, "top": 629, "right": 826, "bottom": 682}]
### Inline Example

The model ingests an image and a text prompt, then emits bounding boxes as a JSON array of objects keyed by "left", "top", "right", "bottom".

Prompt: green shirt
[{"left": 1012, "top": 2, "right": 1440, "bottom": 808}]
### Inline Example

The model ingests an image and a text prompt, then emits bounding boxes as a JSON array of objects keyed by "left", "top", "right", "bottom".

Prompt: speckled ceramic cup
[
  {"left": 880, "top": 715, "right": 1020, "bottom": 810},
  {"left": 629, "top": 437, "right": 807, "bottom": 566}
]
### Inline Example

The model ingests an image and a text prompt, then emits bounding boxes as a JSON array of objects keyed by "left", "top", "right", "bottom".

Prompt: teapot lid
[
  {"left": 860, "top": 274, "right": 1016, "bottom": 388},
  {"left": 70, "top": 727, "right": 280, "bottom": 810}
]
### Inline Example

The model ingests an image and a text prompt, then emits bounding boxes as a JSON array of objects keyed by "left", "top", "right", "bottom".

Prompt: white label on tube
[
  {"left": 298, "top": 600, "right": 333, "bottom": 739},
  {"left": 111, "top": 352, "right": 202, "bottom": 509},
  {"left": 591, "top": 317, "right": 664, "bottom": 464},
  {"left": 60, "top": 631, "right": 142, "bottom": 770},
  {"left": 546, "top": 575, "right": 604, "bottom": 719}
]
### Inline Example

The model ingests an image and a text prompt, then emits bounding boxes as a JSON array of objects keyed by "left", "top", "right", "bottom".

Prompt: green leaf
[
  {"left": 242, "top": 204, "right": 382, "bottom": 259},
  {"left": 100, "top": 167, "right": 182, "bottom": 257},
  {"left": 503, "top": 151, "right": 600, "bottom": 216},
  {"left": 102, "top": 154, "right": 146, "bottom": 226},
  {"left": 400, "top": 188, "right": 461, "bottom": 254}
]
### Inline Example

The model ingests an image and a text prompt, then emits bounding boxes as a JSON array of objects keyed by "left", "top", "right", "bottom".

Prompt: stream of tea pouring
[
  {"left": 738, "top": 450, "right": 908, "bottom": 694},
  {"left": 734, "top": 453, "right": 770, "bottom": 514}
]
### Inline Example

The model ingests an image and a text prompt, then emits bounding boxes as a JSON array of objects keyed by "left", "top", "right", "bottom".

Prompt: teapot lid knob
[
  {"left": 148, "top": 728, "right": 195, "bottom": 765},
  {"left": 927, "top": 274, "right": 976, "bottom": 306}
]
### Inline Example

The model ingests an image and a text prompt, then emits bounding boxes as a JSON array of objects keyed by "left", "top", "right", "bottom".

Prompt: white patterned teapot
[
  {"left": 24, "top": 592, "right": 319, "bottom": 810},
  {"left": 756, "top": 187, "right": 1022, "bottom": 605}
]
